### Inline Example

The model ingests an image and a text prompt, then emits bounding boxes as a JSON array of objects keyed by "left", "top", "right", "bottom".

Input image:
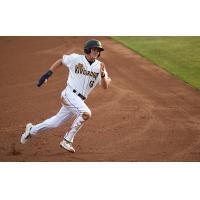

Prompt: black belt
[{"left": 73, "top": 89, "right": 86, "bottom": 100}]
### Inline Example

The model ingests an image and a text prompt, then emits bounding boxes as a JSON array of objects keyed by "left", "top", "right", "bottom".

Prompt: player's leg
[
  {"left": 64, "top": 109, "right": 91, "bottom": 143},
  {"left": 20, "top": 105, "right": 74, "bottom": 144},
  {"left": 30, "top": 105, "right": 74, "bottom": 134},
  {"left": 60, "top": 109, "right": 91, "bottom": 153},
  {"left": 60, "top": 88, "right": 92, "bottom": 152},
  {"left": 63, "top": 88, "right": 92, "bottom": 143}
]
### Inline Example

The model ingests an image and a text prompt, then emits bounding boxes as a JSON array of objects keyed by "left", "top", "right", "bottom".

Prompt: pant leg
[
  {"left": 30, "top": 105, "right": 74, "bottom": 135},
  {"left": 62, "top": 87, "right": 91, "bottom": 143},
  {"left": 64, "top": 115, "right": 85, "bottom": 143}
]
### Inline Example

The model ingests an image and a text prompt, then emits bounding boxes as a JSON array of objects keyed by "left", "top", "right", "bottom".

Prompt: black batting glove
[{"left": 37, "top": 70, "right": 53, "bottom": 87}]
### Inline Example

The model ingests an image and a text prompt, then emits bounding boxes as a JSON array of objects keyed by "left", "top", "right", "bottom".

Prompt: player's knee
[{"left": 82, "top": 111, "right": 91, "bottom": 121}]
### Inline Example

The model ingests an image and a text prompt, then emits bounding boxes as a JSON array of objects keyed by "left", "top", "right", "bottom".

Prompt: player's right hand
[
  {"left": 37, "top": 70, "right": 53, "bottom": 87},
  {"left": 100, "top": 62, "right": 106, "bottom": 77}
]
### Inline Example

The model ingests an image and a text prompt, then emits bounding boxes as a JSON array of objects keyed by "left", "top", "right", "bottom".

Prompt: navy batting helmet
[{"left": 84, "top": 39, "right": 104, "bottom": 54}]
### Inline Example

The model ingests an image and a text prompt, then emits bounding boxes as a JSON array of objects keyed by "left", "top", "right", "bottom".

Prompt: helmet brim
[
  {"left": 90, "top": 46, "right": 104, "bottom": 52},
  {"left": 98, "top": 47, "right": 104, "bottom": 52}
]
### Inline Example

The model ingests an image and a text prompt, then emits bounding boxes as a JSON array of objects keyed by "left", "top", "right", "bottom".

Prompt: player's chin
[{"left": 91, "top": 56, "right": 97, "bottom": 60}]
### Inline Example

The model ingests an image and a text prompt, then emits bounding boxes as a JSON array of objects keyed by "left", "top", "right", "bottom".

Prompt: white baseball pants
[{"left": 30, "top": 86, "right": 91, "bottom": 143}]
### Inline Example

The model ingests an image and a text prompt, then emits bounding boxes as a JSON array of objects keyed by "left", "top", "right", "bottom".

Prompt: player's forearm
[
  {"left": 101, "top": 77, "right": 111, "bottom": 89},
  {"left": 49, "top": 59, "right": 63, "bottom": 72},
  {"left": 37, "top": 59, "right": 63, "bottom": 87}
]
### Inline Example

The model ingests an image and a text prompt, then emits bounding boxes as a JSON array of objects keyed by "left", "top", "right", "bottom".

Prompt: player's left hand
[{"left": 37, "top": 70, "right": 53, "bottom": 87}]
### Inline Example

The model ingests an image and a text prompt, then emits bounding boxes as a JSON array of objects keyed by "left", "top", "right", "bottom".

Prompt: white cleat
[
  {"left": 60, "top": 140, "right": 75, "bottom": 153},
  {"left": 20, "top": 123, "right": 33, "bottom": 144}
]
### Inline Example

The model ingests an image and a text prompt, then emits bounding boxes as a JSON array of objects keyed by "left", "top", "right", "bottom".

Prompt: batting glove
[{"left": 37, "top": 70, "right": 53, "bottom": 87}]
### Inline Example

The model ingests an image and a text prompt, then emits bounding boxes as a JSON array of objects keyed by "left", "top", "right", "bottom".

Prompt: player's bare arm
[
  {"left": 101, "top": 76, "right": 111, "bottom": 89},
  {"left": 100, "top": 62, "right": 111, "bottom": 89},
  {"left": 49, "top": 59, "right": 63, "bottom": 72},
  {"left": 37, "top": 59, "right": 63, "bottom": 87}
]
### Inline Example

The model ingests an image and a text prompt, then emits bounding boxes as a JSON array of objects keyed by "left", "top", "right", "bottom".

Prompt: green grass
[{"left": 111, "top": 36, "right": 200, "bottom": 89}]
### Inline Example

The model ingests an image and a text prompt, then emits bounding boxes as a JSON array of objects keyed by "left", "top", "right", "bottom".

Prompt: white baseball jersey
[{"left": 62, "top": 53, "right": 108, "bottom": 97}]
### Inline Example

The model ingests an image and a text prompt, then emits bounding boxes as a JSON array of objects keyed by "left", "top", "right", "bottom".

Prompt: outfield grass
[{"left": 111, "top": 36, "right": 200, "bottom": 90}]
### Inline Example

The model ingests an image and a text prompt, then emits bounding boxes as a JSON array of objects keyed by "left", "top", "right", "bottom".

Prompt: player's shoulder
[
  {"left": 66, "top": 53, "right": 80, "bottom": 58},
  {"left": 63, "top": 53, "right": 82, "bottom": 62}
]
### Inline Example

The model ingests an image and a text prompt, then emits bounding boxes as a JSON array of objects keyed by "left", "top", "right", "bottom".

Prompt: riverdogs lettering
[{"left": 75, "top": 63, "right": 99, "bottom": 80}]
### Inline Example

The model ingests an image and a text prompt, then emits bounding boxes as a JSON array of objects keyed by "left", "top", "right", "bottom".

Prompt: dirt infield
[{"left": 1, "top": 36, "right": 200, "bottom": 161}]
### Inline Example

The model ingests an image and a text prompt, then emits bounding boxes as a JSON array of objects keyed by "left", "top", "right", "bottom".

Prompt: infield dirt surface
[{"left": 1, "top": 36, "right": 200, "bottom": 161}]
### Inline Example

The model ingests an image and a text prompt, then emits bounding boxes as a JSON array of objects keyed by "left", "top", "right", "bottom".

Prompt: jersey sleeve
[{"left": 62, "top": 53, "right": 78, "bottom": 69}]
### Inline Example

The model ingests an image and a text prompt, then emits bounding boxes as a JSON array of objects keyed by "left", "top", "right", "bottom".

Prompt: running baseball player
[{"left": 20, "top": 39, "right": 111, "bottom": 153}]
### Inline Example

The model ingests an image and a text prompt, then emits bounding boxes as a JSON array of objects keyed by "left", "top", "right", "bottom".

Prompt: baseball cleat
[
  {"left": 20, "top": 123, "right": 33, "bottom": 144},
  {"left": 60, "top": 140, "right": 75, "bottom": 153}
]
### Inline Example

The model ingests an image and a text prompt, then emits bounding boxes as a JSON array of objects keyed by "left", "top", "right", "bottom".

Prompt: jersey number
[{"left": 89, "top": 81, "right": 94, "bottom": 88}]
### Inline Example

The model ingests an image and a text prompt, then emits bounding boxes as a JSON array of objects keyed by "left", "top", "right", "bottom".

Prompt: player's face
[{"left": 90, "top": 47, "right": 100, "bottom": 60}]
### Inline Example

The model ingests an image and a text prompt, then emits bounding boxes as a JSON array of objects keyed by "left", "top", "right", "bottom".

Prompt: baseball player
[{"left": 20, "top": 39, "right": 111, "bottom": 153}]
